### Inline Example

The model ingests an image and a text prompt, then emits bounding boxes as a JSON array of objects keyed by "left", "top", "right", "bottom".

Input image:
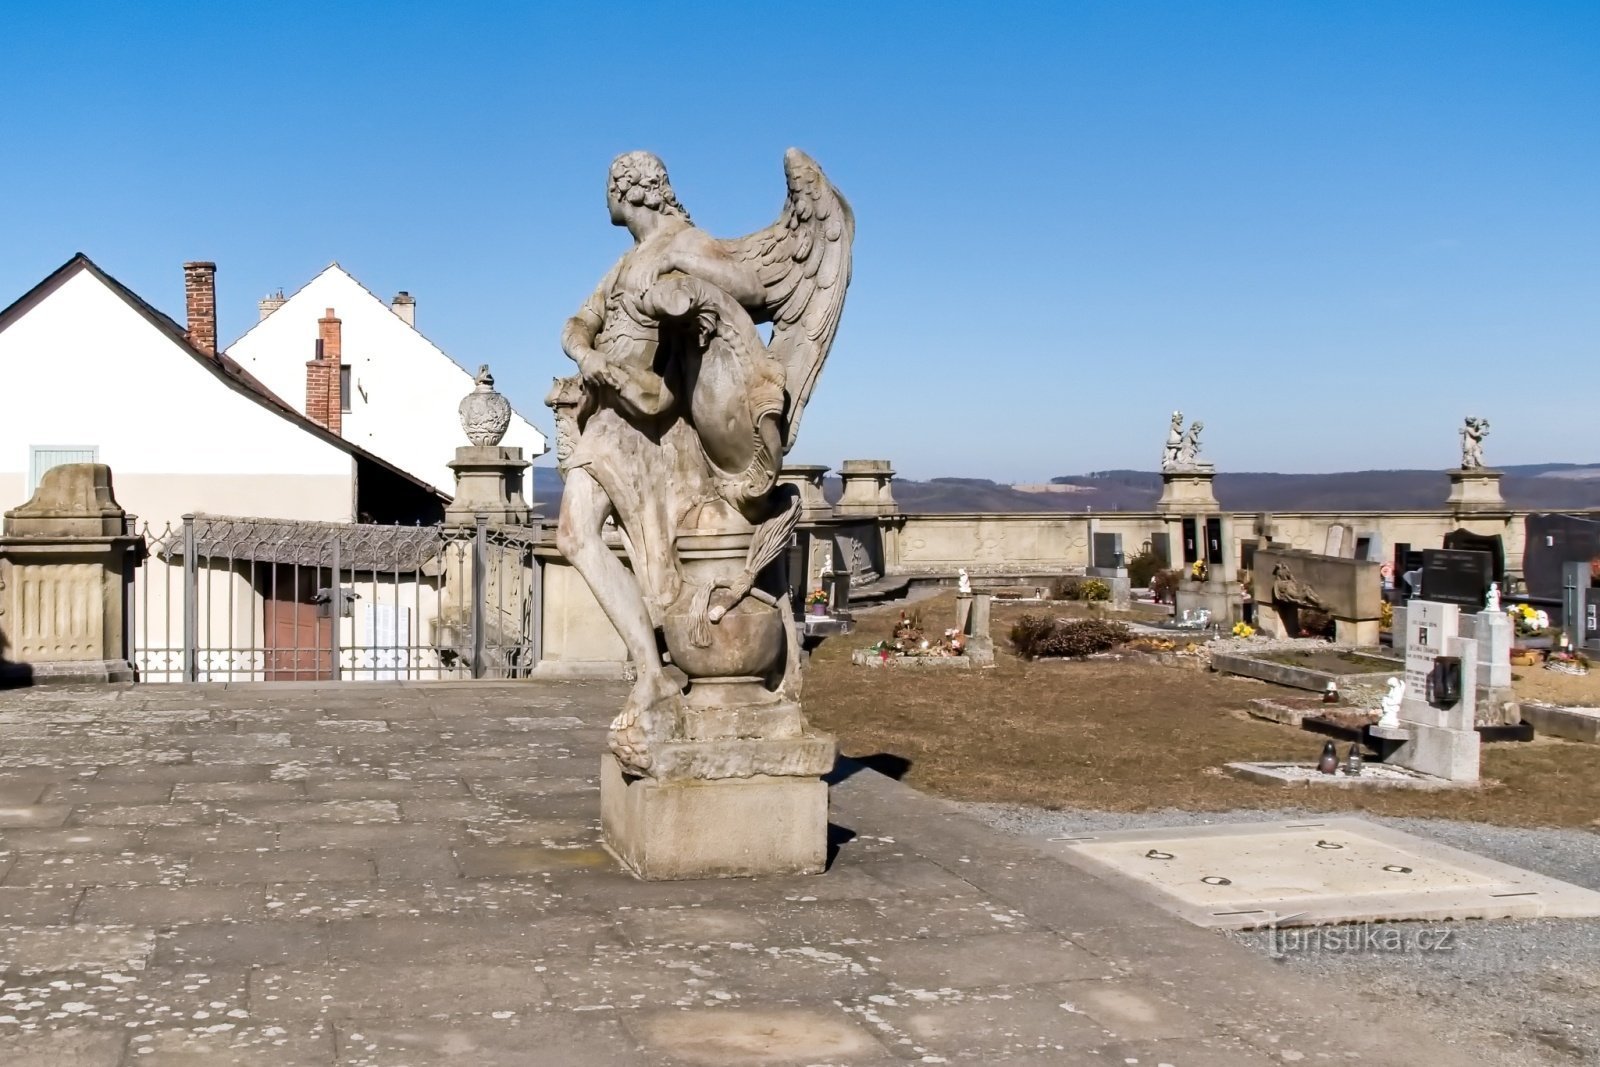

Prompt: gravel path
[{"left": 965, "top": 802, "right": 1600, "bottom": 1066}]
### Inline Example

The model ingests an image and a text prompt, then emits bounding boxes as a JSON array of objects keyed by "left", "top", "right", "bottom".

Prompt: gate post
[
  {"left": 329, "top": 533, "right": 342, "bottom": 681},
  {"left": 182, "top": 514, "right": 198, "bottom": 682},
  {"left": 472, "top": 514, "right": 488, "bottom": 679}
]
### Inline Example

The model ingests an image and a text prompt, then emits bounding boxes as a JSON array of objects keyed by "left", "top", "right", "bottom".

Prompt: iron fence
[{"left": 131, "top": 514, "right": 541, "bottom": 683}]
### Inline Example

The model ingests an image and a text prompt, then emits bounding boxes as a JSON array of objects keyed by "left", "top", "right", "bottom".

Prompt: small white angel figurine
[
  {"left": 1485, "top": 582, "right": 1500, "bottom": 612},
  {"left": 958, "top": 567, "right": 972, "bottom": 594},
  {"left": 1378, "top": 678, "right": 1405, "bottom": 728}
]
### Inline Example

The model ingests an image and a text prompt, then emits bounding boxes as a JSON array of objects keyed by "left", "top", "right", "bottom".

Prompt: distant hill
[{"left": 527, "top": 464, "right": 1600, "bottom": 516}]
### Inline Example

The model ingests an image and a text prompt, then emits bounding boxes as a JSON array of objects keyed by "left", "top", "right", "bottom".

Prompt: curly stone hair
[{"left": 608, "top": 151, "right": 691, "bottom": 222}]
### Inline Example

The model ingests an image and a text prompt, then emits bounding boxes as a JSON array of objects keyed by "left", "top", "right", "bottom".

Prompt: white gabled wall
[
  {"left": 0, "top": 264, "right": 355, "bottom": 527},
  {"left": 227, "top": 266, "right": 547, "bottom": 497}
]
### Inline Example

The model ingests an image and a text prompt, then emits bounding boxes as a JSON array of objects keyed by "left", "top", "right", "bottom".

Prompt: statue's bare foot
[{"left": 608, "top": 669, "right": 684, "bottom": 770}]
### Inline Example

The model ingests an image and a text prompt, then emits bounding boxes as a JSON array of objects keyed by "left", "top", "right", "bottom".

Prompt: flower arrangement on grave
[
  {"left": 1190, "top": 560, "right": 1208, "bottom": 582},
  {"left": 807, "top": 588, "right": 829, "bottom": 615},
  {"left": 866, "top": 610, "right": 967, "bottom": 659},
  {"left": 1232, "top": 621, "right": 1255, "bottom": 638},
  {"left": 1509, "top": 603, "right": 1549, "bottom": 635},
  {"left": 1545, "top": 646, "right": 1590, "bottom": 676}
]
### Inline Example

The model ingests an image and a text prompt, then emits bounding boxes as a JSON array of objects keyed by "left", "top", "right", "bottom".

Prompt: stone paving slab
[{"left": 0, "top": 681, "right": 1508, "bottom": 1065}]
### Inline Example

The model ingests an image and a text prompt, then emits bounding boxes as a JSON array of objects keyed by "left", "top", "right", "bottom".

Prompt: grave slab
[{"left": 1054, "top": 816, "right": 1600, "bottom": 928}]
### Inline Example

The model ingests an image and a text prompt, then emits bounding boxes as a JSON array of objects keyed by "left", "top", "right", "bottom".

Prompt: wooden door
[{"left": 262, "top": 565, "right": 332, "bottom": 680}]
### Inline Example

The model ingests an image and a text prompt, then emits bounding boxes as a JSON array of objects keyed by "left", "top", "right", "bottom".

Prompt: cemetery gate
[{"left": 130, "top": 515, "right": 541, "bottom": 683}]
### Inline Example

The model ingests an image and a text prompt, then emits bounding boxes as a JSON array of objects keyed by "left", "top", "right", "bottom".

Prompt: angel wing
[{"left": 719, "top": 148, "right": 854, "bottom": 453}]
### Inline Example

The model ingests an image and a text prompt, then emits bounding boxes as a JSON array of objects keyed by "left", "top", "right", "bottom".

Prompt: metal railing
[{"left": 131, "top": 514, "right": 541, "bottom": 683}]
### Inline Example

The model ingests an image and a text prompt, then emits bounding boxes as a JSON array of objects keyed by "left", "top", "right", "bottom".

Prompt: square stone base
[
  {"left": 600, "top": 754, "right": 828, "bottom": 880},
  {"left": 1391, "top": 723, "right": 1480, "bottom": 782}
]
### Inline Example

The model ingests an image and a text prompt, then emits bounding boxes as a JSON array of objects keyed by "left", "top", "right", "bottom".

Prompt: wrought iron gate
[{"left": 131, "top": 515, "right": 541, "bottom": 682}]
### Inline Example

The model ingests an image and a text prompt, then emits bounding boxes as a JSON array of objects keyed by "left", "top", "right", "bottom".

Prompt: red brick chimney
[
  {"left": 183, "top": 261, "right": 217, "bottom": 356},
  {"left": 305, "top": 308, "right": 343, "bottom": 435}
]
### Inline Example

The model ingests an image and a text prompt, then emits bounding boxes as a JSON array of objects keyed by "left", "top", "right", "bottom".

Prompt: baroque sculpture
[
  {"left": 1161, "top": 411, "right": 1185, "bottom": 470},
  {"left": 1161, "top": 412, "right": 1212, "bottom": 471},
  {"left": 459, "top": 365, "right": 512, "bottom": 446},
  {"left": 1460, "top": 416, "right": 1489, "bottom": 470},
  {"left": 546, "top": 148, "right": 852, "bottom": 839}
]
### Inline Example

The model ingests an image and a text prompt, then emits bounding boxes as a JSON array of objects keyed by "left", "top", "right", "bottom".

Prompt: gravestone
[
  {"left": 1421, "top": 549, "right": 1494, "bottom": 608},
  {"left": 1091, "top": 532, "right": 1123, "bottom": 570},
  {"left": 1385, "top": 599, "right": 1479, "bottom": 782},
  {"left": 1324, "top": 525, "right": 1346, "bottom": 557},
  {"left": 1149, "top": 532, "right": 1171, "bottom": 567},
  {"left": 1443, "top": 529, "right": 1505, "bottom": 581}
]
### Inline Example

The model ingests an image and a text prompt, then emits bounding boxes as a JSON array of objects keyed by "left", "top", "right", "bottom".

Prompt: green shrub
[
  {"left": 1009, "top": 616, "right": 1131, "bottom": 659},
  {"left": 1127, "top": 549, "right": 1164, "bottom": 588},
  {"left": 1080, "top": 578, "right": 1111, "bottom": 602}
]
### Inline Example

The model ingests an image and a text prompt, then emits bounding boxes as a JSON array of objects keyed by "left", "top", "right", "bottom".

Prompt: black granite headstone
[
  {"left": 1420, "top": 548, "right": 1494, "bottom": 608},
  {"left": 1091, "top": 532, "right": 1123, "bottom": 570},
  {"left": 1443, "top": 529, "right": 1505, "bottom": 582}
]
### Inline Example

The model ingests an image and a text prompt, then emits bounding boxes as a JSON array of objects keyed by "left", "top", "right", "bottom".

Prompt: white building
[
  {"left": 226, "top": 264, "right": 546, "bottom": 498},
  {"left": 0, "top": 254, "right": 451, "bottom": 682},
  {"left": 0, "top": 255, "right": 444, "bottom": 529}
]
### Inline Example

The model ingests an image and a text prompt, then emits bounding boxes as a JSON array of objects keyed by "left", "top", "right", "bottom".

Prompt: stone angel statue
[
  {"left": 547, "top": 149, "right": 852, "bottom": 777},
  {"left": 1177, "top": 420, "right": 1205, "bottom": 466},
  {"left": 1161, "top": 411, "right": 1184, "bottom": 471},
  {"left": 1460, "top": 416, "right": 1489, "bottom": 470}
]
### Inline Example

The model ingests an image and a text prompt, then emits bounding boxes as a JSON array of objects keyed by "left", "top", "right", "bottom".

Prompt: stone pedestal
[
  {"left": 1156, "top": 467, "right": 1218, "bottom": 513},
  {"left": 1174, "top": 580, "right": 1241, "bottom": 627},
  {"left": 1459, "top": 609, "right": 1519, "bottom": 726},
  {"left": 0, "top": 464, "right": 143, "bottom": 685},
  {"left": 779, "top": 465, "right": 834, "bottom": 523},
  {"left": 1446, "top": 468, "right": 1504, "bottom": 512},
  {"left": 601, "top": 754, "right": 828, "bottom": 880},
  {"left": 445, "top": 446, "right": 531, "bottom": 526},
  {"left": 834, "top": 460, "right": 897, "bottom": 517}
]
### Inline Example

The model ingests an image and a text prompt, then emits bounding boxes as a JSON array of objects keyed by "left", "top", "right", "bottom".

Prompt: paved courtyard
[{"left": 0, "top": 681, "right": 1504, "bottom": 1066}]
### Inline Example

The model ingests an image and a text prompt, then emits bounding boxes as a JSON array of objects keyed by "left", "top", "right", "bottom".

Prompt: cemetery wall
[{"left": 886, "top": 509, "right": 1528, "bottom": 578}]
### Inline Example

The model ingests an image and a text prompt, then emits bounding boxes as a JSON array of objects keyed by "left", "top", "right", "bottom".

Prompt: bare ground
[{"left": 805, "top": 593, "right": 1600, "bottom": 828}]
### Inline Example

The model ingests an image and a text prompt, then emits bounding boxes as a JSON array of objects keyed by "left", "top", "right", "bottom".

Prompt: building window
[
  {"left": 27, "top": 445, "right": 98, "bottom": 495},
  {"left": 339, "top": 366, "right": 352, "bottom": 412}
]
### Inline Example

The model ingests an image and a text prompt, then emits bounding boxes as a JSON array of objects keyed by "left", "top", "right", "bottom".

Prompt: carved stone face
[{"left": 607, "top": 181, "right": 627, "bottom": 227}]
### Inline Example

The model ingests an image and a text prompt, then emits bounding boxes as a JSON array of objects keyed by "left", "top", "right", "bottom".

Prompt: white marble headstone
[{"left": 1401, "top": 600, "right": 1459, "bottom": 728}]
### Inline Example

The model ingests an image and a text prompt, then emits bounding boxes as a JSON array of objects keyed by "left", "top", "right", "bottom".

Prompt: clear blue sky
[{"left": 3, "top": 2, "right": 1596, "bottom": 480}]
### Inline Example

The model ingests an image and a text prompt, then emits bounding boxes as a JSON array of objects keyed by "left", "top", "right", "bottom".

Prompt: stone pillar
[
  {"left": 834, "top": 460, "right": 897, "bottom": 517},
  {"left": 1446, "top": 468, "right": 1505, "bottom": 512},
  {"left": 962, "top": 592, "right": 995, "bottom": 667},
  {"left": 446, "top": 447, "right": 531, "bottom": 527},
  {"left": 1155, "top": 467, "right": 1218, "bottom": 513},
  {"left": 778, "top": 465, "right": 833, "bottom": 523},
  {"left": 434, "top": 368, "right": 534, "bottom": 672},
  {"left": 0, "top": 464, "right": 143, "bottom": 685},
  {"left": 1460, "top": 609, "right": 1519, "bottom": 726}
]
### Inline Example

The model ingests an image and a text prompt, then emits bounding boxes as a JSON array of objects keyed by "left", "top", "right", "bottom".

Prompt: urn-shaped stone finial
[{"left": 459, "top": 364, "right": 512, "bottom": 446}]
